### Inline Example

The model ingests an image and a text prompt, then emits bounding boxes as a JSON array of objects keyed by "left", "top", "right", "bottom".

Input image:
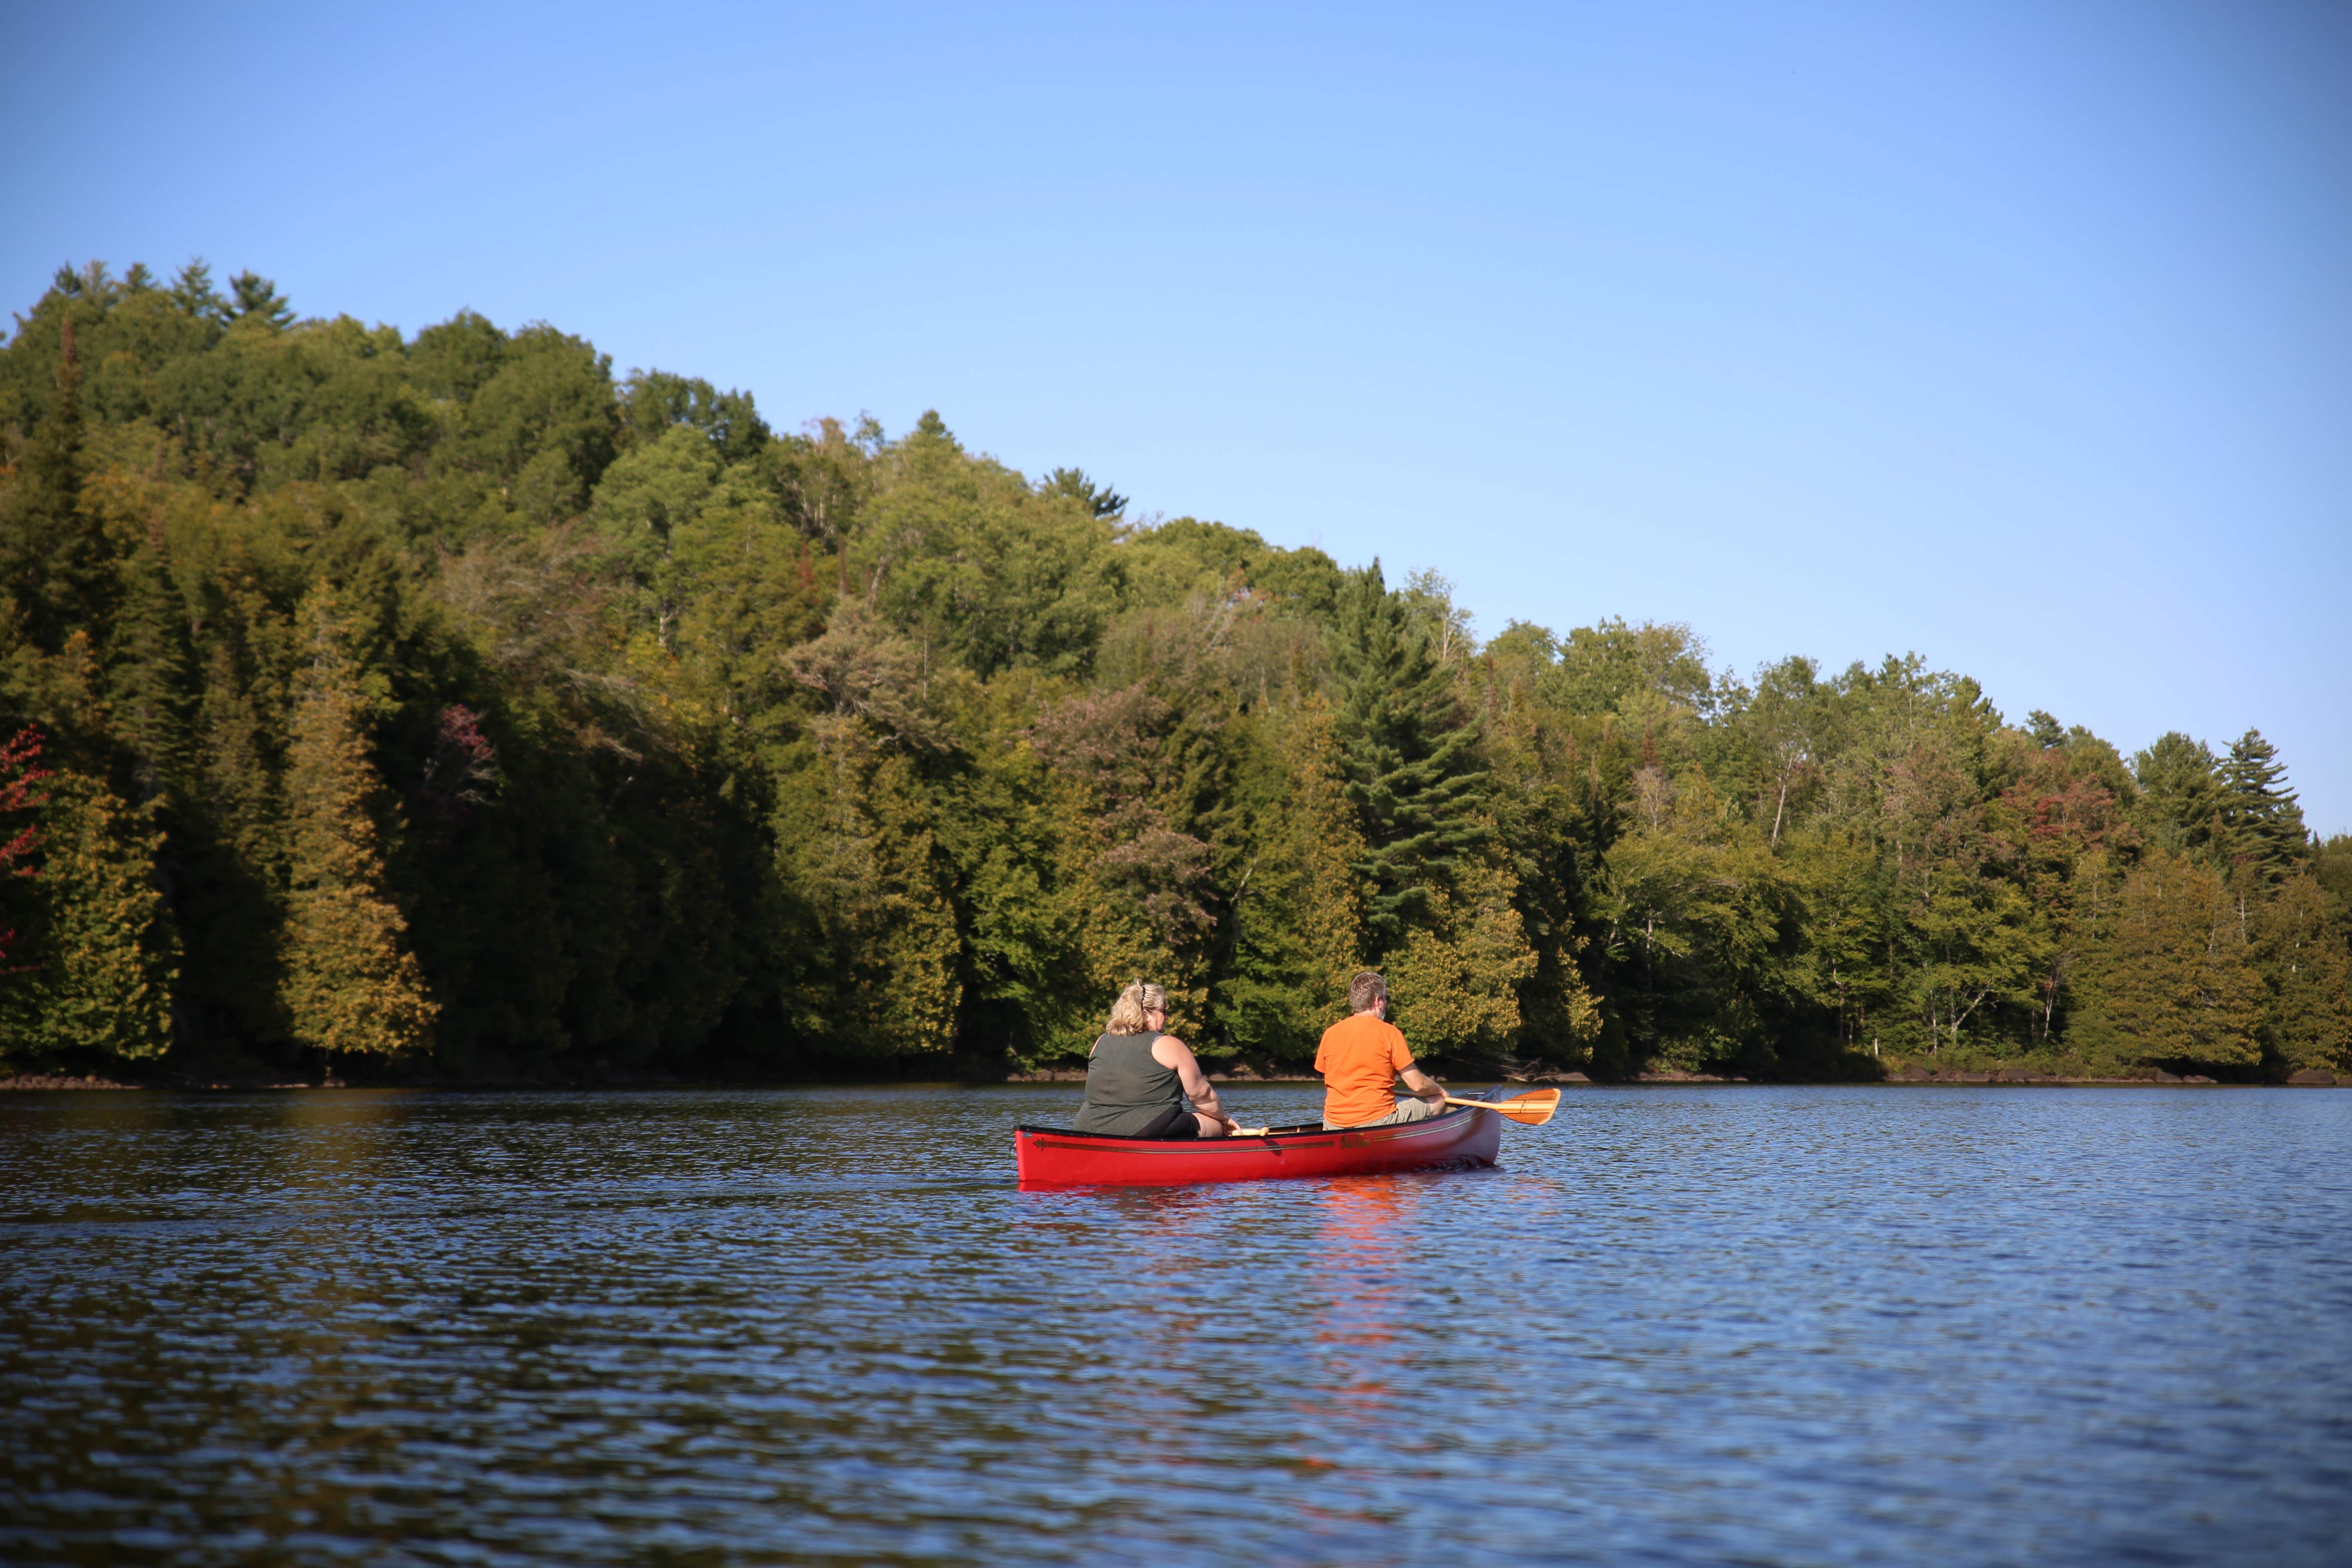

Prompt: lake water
[{"left": 2, "top": 1084, "right": 2348, "bottom": 1565}]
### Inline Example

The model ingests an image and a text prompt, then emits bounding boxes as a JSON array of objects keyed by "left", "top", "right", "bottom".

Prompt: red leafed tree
[
  {"left": 0, "top": 726, "right": 52, "bottom": 969},
  {"left": 417, "top": 703, "right": 499, "bottom": 845}
]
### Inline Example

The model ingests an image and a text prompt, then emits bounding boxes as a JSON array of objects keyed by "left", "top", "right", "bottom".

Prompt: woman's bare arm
[{"left": 1154, "top": 1034, "right": 1232, "bottom": 1125}]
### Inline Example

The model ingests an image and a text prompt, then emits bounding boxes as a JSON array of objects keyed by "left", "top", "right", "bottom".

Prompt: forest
[{"left": 0, "top": 260, "right": 2345, "bottom": 1084}]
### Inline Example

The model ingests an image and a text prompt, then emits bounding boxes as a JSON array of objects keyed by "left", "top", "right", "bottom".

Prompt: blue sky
[{"left": 5, "top": 1, "right": 2347, "bottom": 828}]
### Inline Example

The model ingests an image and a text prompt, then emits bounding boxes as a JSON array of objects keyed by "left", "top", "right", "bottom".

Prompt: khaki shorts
[{"left": 1323, "top": 1096, "right": 1440, "bottom": 1131}]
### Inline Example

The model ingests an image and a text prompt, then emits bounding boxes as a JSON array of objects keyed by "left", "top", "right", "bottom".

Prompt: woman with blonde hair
[{"left": 1071, "top": 982, "right": 1238, "bottom": 1138}]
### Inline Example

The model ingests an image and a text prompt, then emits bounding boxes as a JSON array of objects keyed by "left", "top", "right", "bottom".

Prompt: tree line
[{"left": 0, "top": 260, "right": 2345, "bottom": 1083}]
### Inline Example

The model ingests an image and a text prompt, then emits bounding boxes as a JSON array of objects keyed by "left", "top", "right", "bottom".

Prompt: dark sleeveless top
[{"left": 1074, "top": 1031, "right": 1184, "bottom": 1136}]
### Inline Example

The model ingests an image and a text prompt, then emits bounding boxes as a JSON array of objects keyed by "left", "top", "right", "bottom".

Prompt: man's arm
[{"left": 1398, "top": 1063, "right": 1446, "bottom": 1108}]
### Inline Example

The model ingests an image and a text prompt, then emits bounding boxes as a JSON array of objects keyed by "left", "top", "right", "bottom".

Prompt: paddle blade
[{"left": 1489, "top": 1089, "right": 1560, "bottom": 1126}]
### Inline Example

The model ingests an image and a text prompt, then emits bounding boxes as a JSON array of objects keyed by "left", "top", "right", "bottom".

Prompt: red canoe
[{"left": 1014, "top": 1102, "right": 1504, "bottom": 1187}]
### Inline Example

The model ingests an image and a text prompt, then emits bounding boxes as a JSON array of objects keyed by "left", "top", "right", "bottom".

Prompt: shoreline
[{"left": 3, "top": 1070, "right": 2342, "bottom": 1093}]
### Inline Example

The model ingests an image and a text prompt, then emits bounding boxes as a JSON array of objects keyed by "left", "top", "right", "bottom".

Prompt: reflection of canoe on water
[{"left": 1014, "top": 1102, "right": 1504, "bottom": 1188}]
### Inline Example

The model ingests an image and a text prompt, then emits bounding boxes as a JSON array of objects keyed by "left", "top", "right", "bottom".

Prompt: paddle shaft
[
  {"left": 1230, "top": 1095, "right": 1547, "bottom": 1137},
  {"left": 1446, "top": 1092, "right": 1559, "bottom": 1125}
]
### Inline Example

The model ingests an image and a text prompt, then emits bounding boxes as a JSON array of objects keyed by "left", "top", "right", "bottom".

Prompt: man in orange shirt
[{"left": 1314, "top": 971, "right": 1448, "bottom": 1130}]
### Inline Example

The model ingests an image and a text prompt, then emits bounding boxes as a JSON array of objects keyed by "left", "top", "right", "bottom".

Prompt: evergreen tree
[
  {"left": 1216, "top": 697, "right": 1365, "bottom": 1062},
  {"left": 178, "top": 634, "right": 290, "bottom": 1047},
  {"left": 105, "top": 536, "right": 196, "bottom": 804},
  {"left": 2249, "top": 875, "right": 2352, "bottom": 1073},
  {"left": 1036, "top": 466, "right": 1127, "bottom": 519},
  {"left": 2218, "top": 729, "right": 2307, "bottom": 884},
  {"left": 278, "top": 587, "right": 435, "bottom": 1057},
  {"left": 953, "top": 724, "right": 1092, "bottom": 1064},
  {"left": 2132, "top": 733, "right": 2222, "bottom": 857},
  {"left": 226, "top": 270, "right": 294, "bottom": 330},
  {"left": 0, "top": 318, "right": 115, "bottom": 654},
  {"left": 2083, "top": 849, "right": 2264, "bottom": 1070},
  {"left": 169, "top": 259, "right": 228, "bottom": 324},
  {"left": 0, "top": 766, "right": 176, "bottom": 1064},
  {"left": 2313, "top": 835, "right": 2352, "bottom": 951},
  {"left": 1328, "top": 560, "right": 1487, "bottom": 956}
]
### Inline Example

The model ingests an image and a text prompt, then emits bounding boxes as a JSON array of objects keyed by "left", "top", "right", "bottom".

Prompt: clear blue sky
[{"left": 5, "top": 1, "right": 2348, "bottom": 829}]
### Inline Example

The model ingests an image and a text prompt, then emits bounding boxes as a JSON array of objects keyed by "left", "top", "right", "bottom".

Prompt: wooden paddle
[
  {"left": 1443, "top": 1089, "right": 1560, "bottom": 1126},
  {"left": 1227, "top": 1089, "right": 1561, "bottom": 1138}
]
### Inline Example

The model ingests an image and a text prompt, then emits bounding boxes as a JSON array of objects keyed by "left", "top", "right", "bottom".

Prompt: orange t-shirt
[{"left": 1314, "top": 1012, "right": 1417, "bottom": 1127}]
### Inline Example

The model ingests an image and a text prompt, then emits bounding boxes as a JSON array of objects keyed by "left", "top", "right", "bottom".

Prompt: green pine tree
[
  {"left": 2218, "top": 729, "right": 2307, "bottom": 884},
  {"left": 2132, "top": 732, "right": 2222, "bottom": 858},
  {"left": 2082, "top": 849, "right": 2264, "bottom": 1071},
  {"left": 178, "top": 635, "right": 290, "bottom": 1046},
  {"left": 1215, "top": 696, "right": 1366, "bottom": 1063},
  {"left": 2314, "top": 835, "right": 2352, "bottom": 952},
  {"left": 168, "top": 258, "right": 229, "bottom": 323},
  {"left": 278, "top": 587, "right": 436, "bottom": 1057},
  {"left": 0, "top": 766, "right": 177, "bottom": 1065},
  {"left": 771, "top": 711, "right": 962, "bottom": 1059},
  {"left": 2250, "top": 875, "right": 2352, "bottom": 1073},
  {"left": 226, "top": 270, "right": 294, "bottom": 330},
  {"left": 1328, "top": 560, "right": 1487, "bottom": 956},
  {"left": 106, "top": 536, "right": 196, "bottom": 804},
  {"left": 0, "top": 317, "right": 116, "bottom": 655}
]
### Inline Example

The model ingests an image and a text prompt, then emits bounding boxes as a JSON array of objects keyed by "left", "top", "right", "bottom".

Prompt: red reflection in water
[{"left": 1292, "top": 1175, "right": 1420, "bottom": 1537}]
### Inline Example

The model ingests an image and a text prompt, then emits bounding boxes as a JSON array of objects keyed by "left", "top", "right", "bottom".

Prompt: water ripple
[{"left": 2, "top": 1085, "right": 2348, "bottom": 1564}]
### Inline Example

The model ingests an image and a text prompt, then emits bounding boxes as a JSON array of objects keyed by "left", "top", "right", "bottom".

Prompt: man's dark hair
[{"left": 1348, "top": 971, "right": 1386, "bottom": 1014}]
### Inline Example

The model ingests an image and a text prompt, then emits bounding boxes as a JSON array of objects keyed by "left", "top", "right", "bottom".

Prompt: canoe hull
[{"left": 1014, "top": 1104, "right": 1503, "bottom": 1188}]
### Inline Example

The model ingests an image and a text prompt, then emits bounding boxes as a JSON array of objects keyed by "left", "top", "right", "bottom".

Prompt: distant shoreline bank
[{"left": 5, "top": 1070, "right": 2343, "bottom": 1093}]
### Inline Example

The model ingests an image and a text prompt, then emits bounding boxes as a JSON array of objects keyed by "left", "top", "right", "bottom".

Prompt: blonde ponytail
[{"left": 1105, "top": 980, "right": 1166, "bottom": 1036}]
